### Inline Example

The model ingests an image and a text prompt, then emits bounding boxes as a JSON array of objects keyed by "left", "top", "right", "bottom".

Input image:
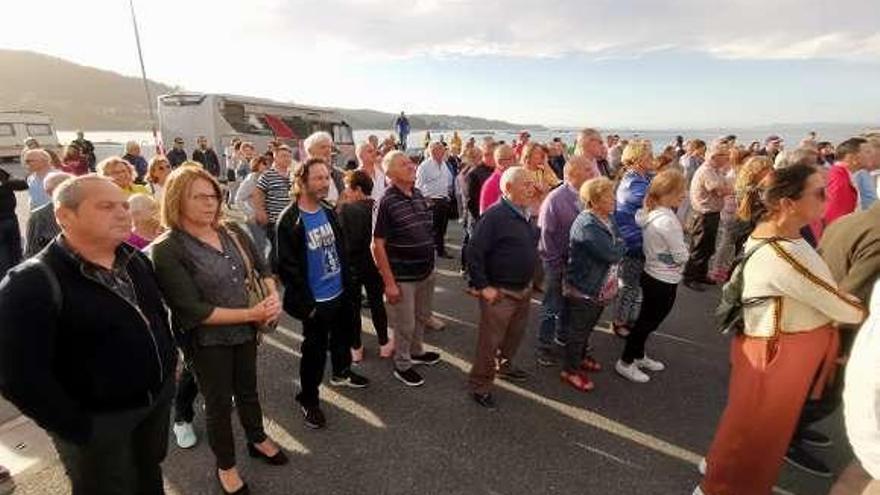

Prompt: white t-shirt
[{"left": 844, "top": 281, "right": 880, "bottom": 479}]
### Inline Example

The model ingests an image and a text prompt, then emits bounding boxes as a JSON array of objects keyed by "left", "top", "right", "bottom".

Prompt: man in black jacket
[
  {"left": 0, "top": 175, "right": 177, "bottom": 494},
  {"left": 466, "top": 166, "right": 538, "bottom": 409},
  {"left": 460, "top": 139, "right": 495, "bottom": 273},
  {"left": 0, "top": 166, "right": 28, "bottom": 274},
  {"left": 192, "top": 136, "right": 221, "bottom": 178},
  {"left": 167, "top": 137, "right": 188, "bottom": 168},
  {"left": 275, "top": 158, "right": 369, "bottom": 429}
]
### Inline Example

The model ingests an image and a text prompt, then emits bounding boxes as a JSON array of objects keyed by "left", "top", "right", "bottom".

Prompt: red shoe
[
  {"left": 612, "top": 323, "right": 630, "bottom": 338},
  {"left": 580, "top": 356, "right": 602, "bottom": 372},
  {"left": 560, "top": 370, "right": 594, "bottom": 392}
]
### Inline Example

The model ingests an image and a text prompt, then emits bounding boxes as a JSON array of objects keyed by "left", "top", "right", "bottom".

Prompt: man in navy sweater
[{"left": 466, "top": 166, "right": 539, "bottom": 409}]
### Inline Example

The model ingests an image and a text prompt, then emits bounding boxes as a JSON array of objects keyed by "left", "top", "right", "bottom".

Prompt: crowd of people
[{"left": 0, "top": 125, "right": 880, "bottom": 494}]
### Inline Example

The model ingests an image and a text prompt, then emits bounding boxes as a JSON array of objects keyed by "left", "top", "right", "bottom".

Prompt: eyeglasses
[{"left": 190, "top": 193, "right": 219, "bottom": 203}]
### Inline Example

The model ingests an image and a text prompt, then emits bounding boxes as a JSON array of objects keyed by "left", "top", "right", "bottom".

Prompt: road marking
[{"left": 573, "top": 442, "right": 644, "bottom": 470}]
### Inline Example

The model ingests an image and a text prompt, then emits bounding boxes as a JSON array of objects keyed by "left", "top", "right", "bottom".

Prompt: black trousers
[
  {"left": 0, "top": 216, "right": 22, "bottom": 276},
  {"left": 622, "top": 273, "right": 678, "bottom": 363},
  {"left": 684, "top": 211, "right": 720, "bottom": 282},
  {"left": 192, "top": 339, "right": 266, "bottom": 470},
  {"left": 173, "top": 364, "right": 199, "bottom": 423},
  {"left": 351, "top": 272, "right": 389, "bottom": 348},
  {"left": 428, "top": 198, "right": 450, "bottom": 255},
  {"left": 50, "top": 379, "right": 174, "bottom": 495},
  {"left": 297, "top": 296, "right": 353, "bottom": 408},
  {"left": 563, "top": 296, "right": 605, "bottom": 372}
]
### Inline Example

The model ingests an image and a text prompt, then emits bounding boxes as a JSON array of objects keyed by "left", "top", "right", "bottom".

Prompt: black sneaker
[
  {"left": 472, "top": 392, "right": 497, "bottom": 410},
  {"left": 300, "top": 405, "right": 326, "bottom": 429},
  {"left": 497, "top": 365, "right": 528, "bottom": 383},
  {"left": 796, "top": 429, "right": 833, "bottom": 448},
  {"left": 784, "top": 444, "right": 832, "bottom": 478},
  {"left": 411, "top": 351, "right": 441, "bottom": 366},
  {"left": 330, "top": 370, "right": 370, "bottom": 389},
  {"left": 684, "top": 280, "right": 707, "bottom": 292},
  {"left": 393, "top": 367, "right": 425, "bottom": 387},
  {"left": 536, "top": 348, "right": 559, "bottom": 367}
]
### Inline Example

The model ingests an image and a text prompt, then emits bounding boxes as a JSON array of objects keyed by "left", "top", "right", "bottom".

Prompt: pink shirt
[
  {"left": 479, "top": 170, "right": 502, "bottom": 215},
  {"left": 824, "top": 163, "right": 858, "bottom": 229}
]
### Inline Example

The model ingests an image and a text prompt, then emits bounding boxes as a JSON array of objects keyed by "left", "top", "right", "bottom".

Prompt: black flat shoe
[
  {"left": 216, "top": 471, "right": 250, "bottom": 495},
  {"left": 247, "top": 442, "right": 289, "bottom": 465}
]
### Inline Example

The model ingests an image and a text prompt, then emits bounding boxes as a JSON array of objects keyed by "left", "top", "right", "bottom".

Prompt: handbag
[{"left": 225, "top": 226, "right": 277, "bottom": 334}]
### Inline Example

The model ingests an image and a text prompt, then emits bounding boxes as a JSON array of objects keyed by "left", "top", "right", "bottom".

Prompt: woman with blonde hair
[
  {"left": 97, "top": 156, "right": 151, "bottom": 196},
  {"left": 697, "top": 164, "right": 866, "bottom": 495},
  {"left": 150, "top": 166, "right": 287, "bottom": 494},
  {"left": 126, "top": 193, "right": 162, "bottom": 250},
  {"left": 561, "top": 177, "right": 627, "bottom": 391},
  {"left": 520, "top": 142, "right": 560, "bottom": 211},
  {"left": 146, "top": 155, "right": 172, "bottom": 201},
  {"left": 616, "top": 169, "right": 688, "bottom": 383},
  {"left": 611, "top": 139, "right": 656, "bottom": 337}
]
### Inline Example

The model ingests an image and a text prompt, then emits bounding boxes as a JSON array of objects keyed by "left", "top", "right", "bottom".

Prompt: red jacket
[{"left": 823, "top": 163, "right": 857, "bottom": 230}]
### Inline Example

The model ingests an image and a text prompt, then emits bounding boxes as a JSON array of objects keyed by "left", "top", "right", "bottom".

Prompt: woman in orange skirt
[{"left": 696, "top": 164, "right": 866, "bottom": 495}]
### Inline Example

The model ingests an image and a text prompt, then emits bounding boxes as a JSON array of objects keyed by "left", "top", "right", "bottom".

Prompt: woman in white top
[
  {"left": 146, "top": 155, "right": 171, "bottom": 202},
  {"left": 615, "top": 169, "right": 688, "bottom": 383},
  {"left": 697, "top": 163, "right": 866, "bottom": 495}
]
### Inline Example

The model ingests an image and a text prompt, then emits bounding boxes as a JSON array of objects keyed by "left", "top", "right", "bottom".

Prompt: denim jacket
[{"left": 565, "top": 211, "right": 627, "bottom": 298}]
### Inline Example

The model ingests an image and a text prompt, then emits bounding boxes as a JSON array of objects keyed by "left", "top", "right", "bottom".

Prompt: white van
[{"left": 0, "top": 111, "right": 61, "bottom": 161}]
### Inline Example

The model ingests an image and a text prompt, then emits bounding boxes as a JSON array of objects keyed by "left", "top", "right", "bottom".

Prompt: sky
[{"left": 2, "top": 0, "right": 879, "bottom": 128}]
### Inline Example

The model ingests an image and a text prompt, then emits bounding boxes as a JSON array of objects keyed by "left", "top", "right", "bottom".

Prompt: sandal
[
  {"left": 612, "top": 322, "right": 631, "bottom": 338},
  {"left": 560, "top": 370, "right": 594, "bottom": 392},
  {"left": 580, "top": 356, "right": 603, "bottom": 372}
]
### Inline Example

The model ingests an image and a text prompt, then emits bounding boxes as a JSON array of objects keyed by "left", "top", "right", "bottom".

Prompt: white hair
[
  {"left": 303, "top": 131, "right": 333, "bottom": 158},
  {"left": 125, "top": 140, "right": 140, "bottom": 154},
  {"left": 43, "top": 172, "right": 73, "bottom": 194},
  {"left": 23, "top": 148, "right": 51, "bottom": 164},
  {"left": 500, "top": 166, "right": 528, "bottom": 197}
]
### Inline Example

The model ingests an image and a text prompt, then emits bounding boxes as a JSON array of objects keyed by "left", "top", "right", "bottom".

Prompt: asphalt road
[{"left": 3, "top": 171, "right": 849, "bottom": 494}]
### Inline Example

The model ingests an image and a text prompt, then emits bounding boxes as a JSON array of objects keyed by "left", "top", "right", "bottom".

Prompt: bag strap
[{"left": 224, "top": 225, "right": 256, "bottom": 278}]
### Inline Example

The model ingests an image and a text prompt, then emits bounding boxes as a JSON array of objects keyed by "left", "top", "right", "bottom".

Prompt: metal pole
[{"left": 128, "top": 0, "right": 160, "bottom": 151}]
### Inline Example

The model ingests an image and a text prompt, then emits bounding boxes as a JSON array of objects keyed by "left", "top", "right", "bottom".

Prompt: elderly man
[
  {"left": 0, "top": 175, "right": 177, "bottom": 494},
  {"left": 535, "top": 156, "right": 596, "bottom": 363},
  {"left": 23, "top": 149, "right": 54, "bottom": 210},
  {"left": 303, "top": 131, "right": 345, "bottom": 204},
  {"left": 255, "top": 145, "right": 293, "bottom": 249},
  {"left": 479, "top": 144, "right": 517, "bottom": 214},
  {"left": 851, "top": 138, "right": 880, "bottom": 211},
  {"left": 683, "top": 140, "right": 732, "bottom": 291},
  {"left": 372, "top": 151, "right": 442, "bottom": 387},
  {"left": 25, "top": 172, "right": 73, "bottom": 257},
  {"left": 122, "top": 141, "right": 149, "bottom": 183},
  {"left": 415, "top": 141, "right": 454, "bottom": 259},
  {"left": 466, "top": 166, "right": 539, "bottom": 408},
  {"left": 461, "top": 139, "right": 496, "bottom": 272},
  {"left": 761, "top": 135, "right": 784, "bottom": 161},
  {"left": 574, "top": 128, "right": 608, "bottom": 178}
]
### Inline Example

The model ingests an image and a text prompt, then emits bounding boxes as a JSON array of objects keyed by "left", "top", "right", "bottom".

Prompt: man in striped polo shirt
[
  {"left": 372, "top": 151, "right": 442, "bottom": 387},
  {"left": 255, "top": 145, "right": 294, "bottom": 248}
]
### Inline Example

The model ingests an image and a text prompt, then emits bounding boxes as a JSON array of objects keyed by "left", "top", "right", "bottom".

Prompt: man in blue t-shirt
[{"left": 275, "top": 158, "right": 370, "bottom": 430}]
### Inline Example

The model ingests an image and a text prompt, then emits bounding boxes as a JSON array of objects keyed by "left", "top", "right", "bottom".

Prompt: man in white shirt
[{"left": 415, "top": 141, "right": 454, "bottom": 259}]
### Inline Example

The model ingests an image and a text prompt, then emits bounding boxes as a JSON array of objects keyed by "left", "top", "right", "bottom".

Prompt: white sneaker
[
  {"left": 634, "top": 355, "right": 666, "bottom": 372},
  {"left": 615, "top": 360, "right": 650, "bottom": 383},
  {"left": 173, "top": 421, "right": 197, "bottom": 449},
  {"left": 692, "top": 486, "right": 705, "bottom": 495},
  {"left": 698, "top": 457, "right": 707, "bottom": 475}
]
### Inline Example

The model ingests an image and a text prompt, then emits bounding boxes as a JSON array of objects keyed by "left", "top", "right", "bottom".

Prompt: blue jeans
[{"left": 538, "top": 262, "right": 565, "bottom": 349}]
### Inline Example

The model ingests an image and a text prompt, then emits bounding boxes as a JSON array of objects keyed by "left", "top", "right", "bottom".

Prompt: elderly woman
[
  {"left": 561, "top": 177, "right": 627, "bottom": 391},
  {"left": 146, "top": 155, "right": 172, "bottom": 201},
  {"left": 150, "top": 167, "right": 287, "bottom": 494},
  {"left": 234, "top": 155, "right": 271, "bottom": 253},
  {"left": 697, "top": 164, "right": 866, "bottom": 495},
  {"left": 303, "top": 131, "right": 345, "bottom": 203},
  {"left": 60, "top": 144, "right": 89, "bottom": 176},
  {"left": 520, "top": 142, "right": 561, "bottom": 214},
  {"left": 122, "top": 141, "right": 149, "bottom": 183},
  {"left": 97, "top": 156, "right": 151, "bottom": 197},
  {"left": 611, "top": 140, "right": 656, "bottom": 337},
  {"left": 126, "top": 193, "right": 162, "bottom": 250}
]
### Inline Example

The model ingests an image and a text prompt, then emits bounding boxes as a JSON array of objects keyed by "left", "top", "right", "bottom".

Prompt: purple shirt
[{"left": 537, "top": 183, "right": 581, "bottom": 269}]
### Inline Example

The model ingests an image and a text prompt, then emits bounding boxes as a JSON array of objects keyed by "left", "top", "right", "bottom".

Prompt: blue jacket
[
  {"left": 613, "top": 171, "right": 651, "bottom": 255},
  {"left": 565, "top": 211, "right": 627, "bottom": 298}
]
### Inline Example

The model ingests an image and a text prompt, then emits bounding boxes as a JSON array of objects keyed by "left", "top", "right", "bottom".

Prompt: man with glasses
[{"left": 167, "top": 138, "right": 188, "bottom": 168}]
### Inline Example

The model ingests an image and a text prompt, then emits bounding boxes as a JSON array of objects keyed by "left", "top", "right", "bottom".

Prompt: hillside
[{"left": 0, "top": 50, "right": 543, "bottom": 131}]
